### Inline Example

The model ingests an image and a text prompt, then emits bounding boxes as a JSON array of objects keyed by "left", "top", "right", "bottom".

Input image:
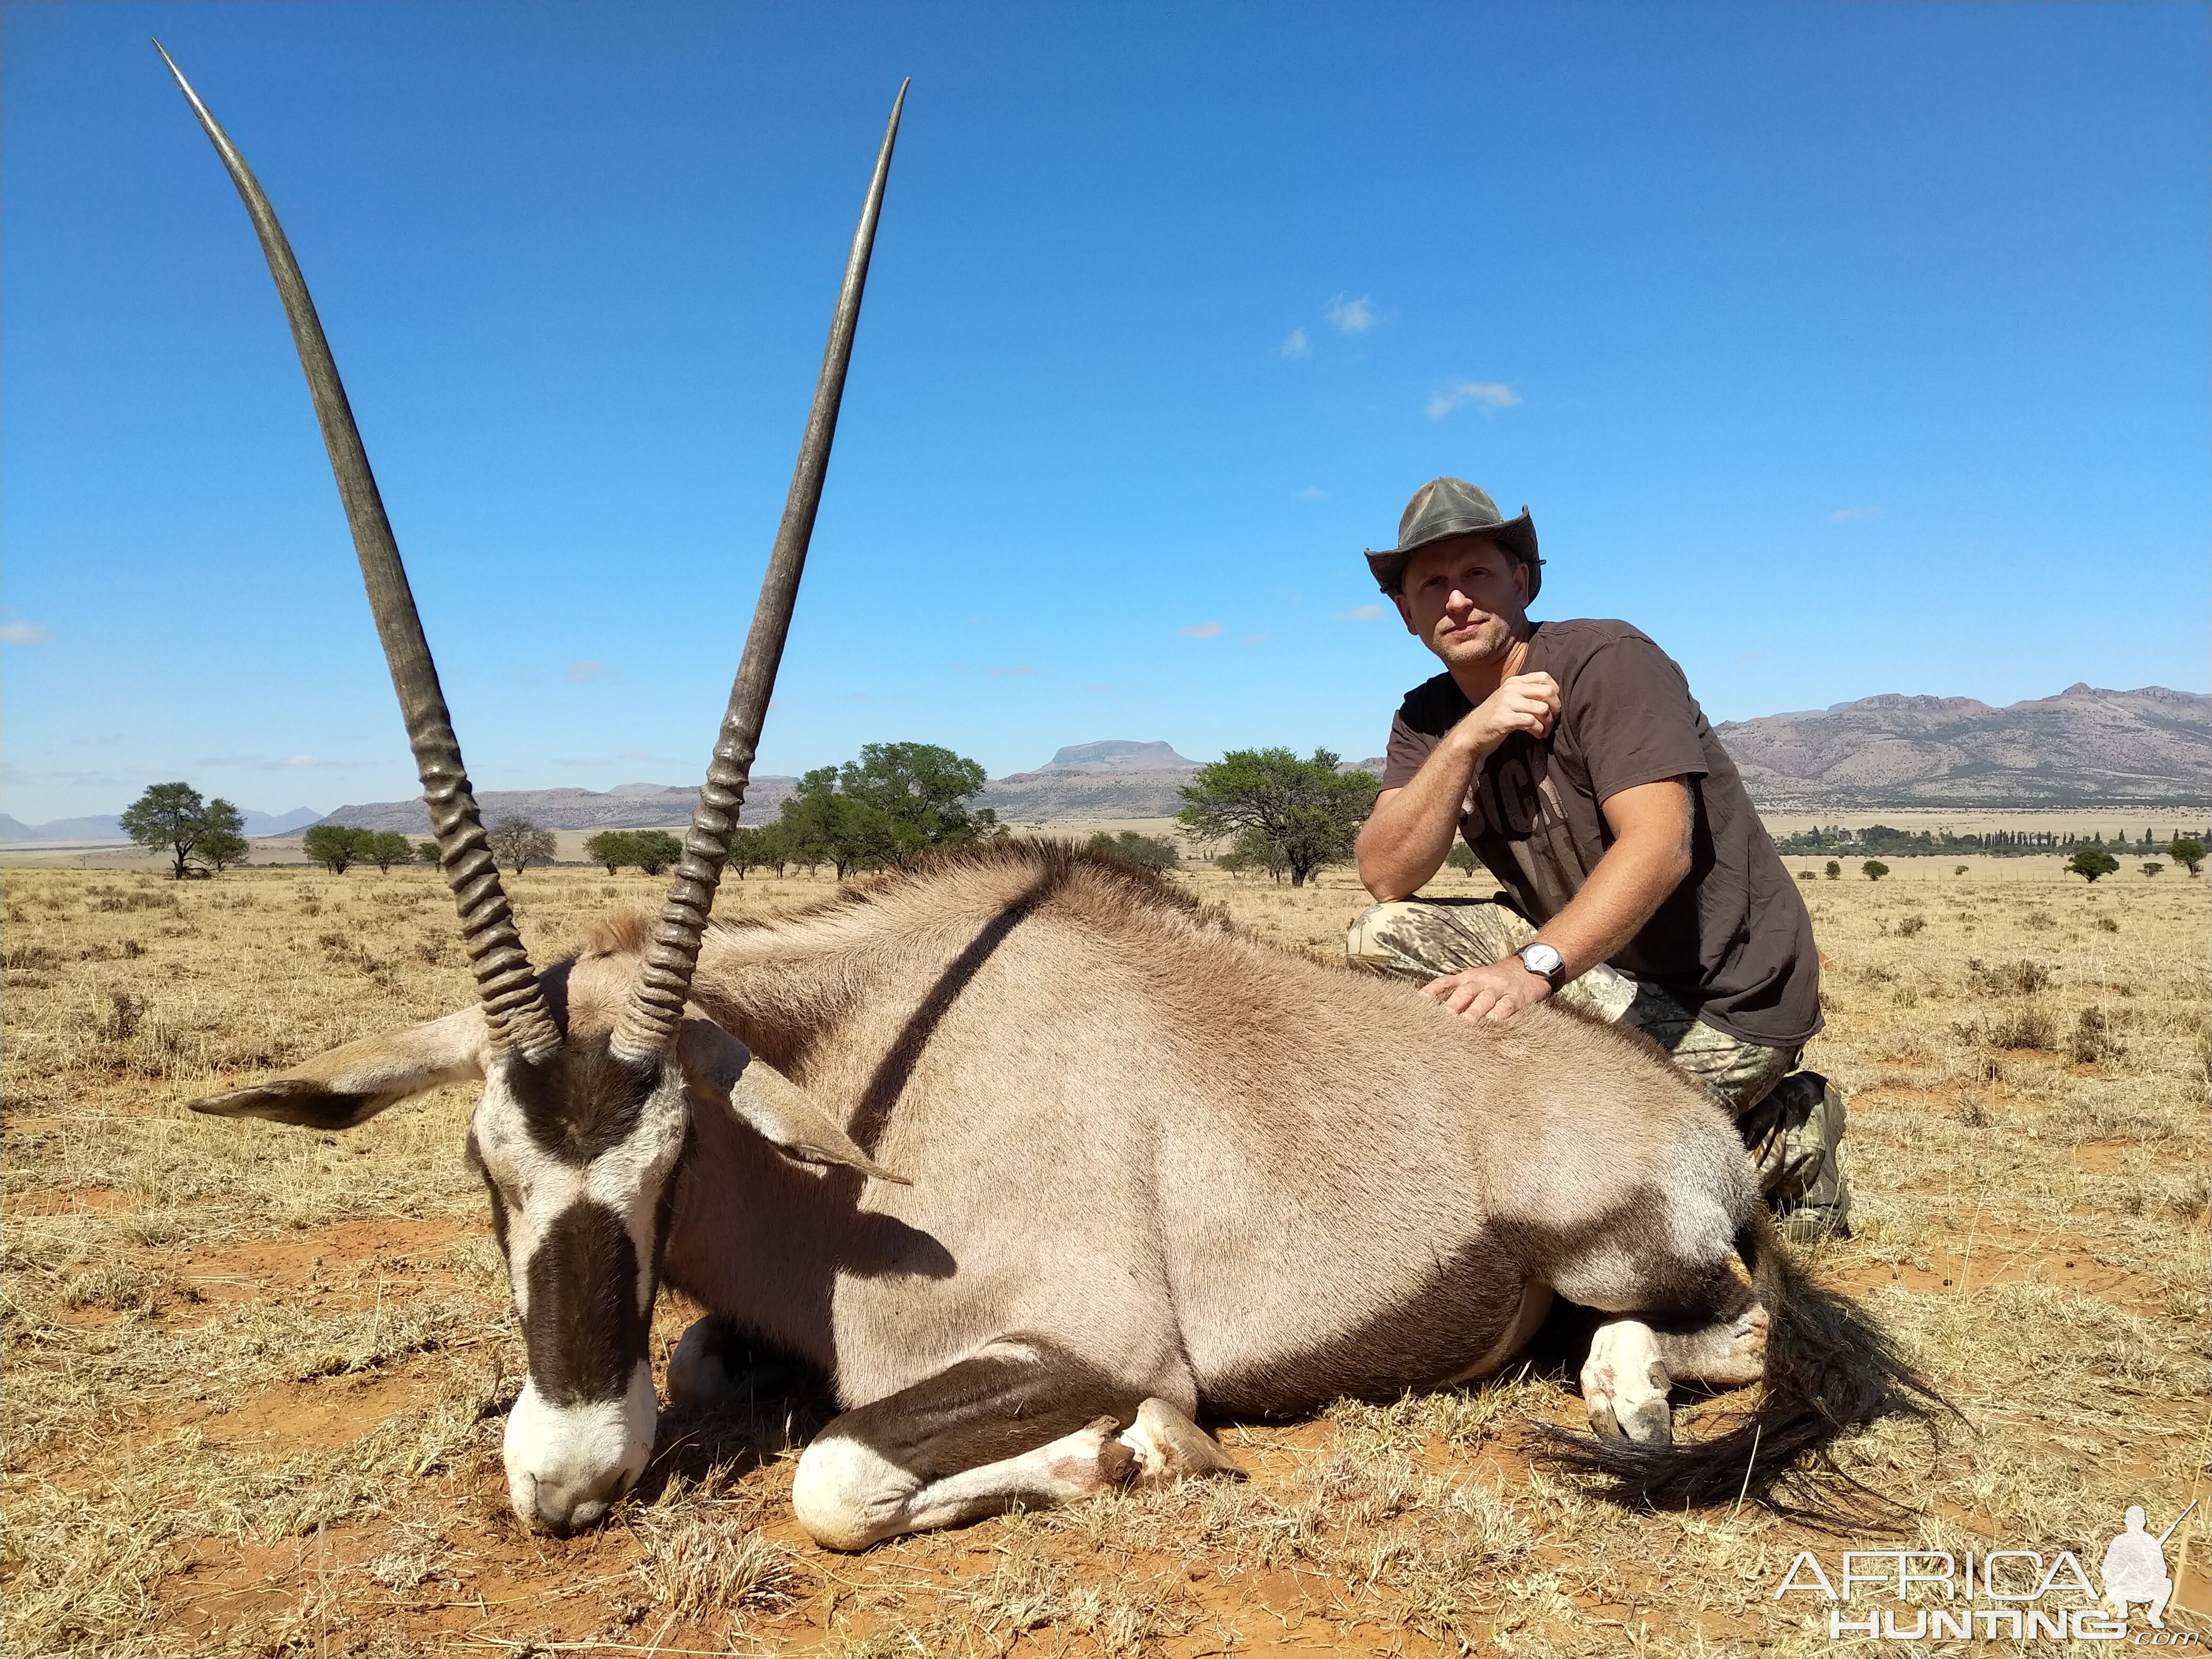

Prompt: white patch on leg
[
  {"left": 792, "top": 1431, "right": 926, "bottom": 1552},
  {"left": 504, "top": 1361, "right": 658, "bottom": 1533},
  {"left": 1582, "top": 1319, "right": 1672, "bottom": 1446},
  {"left": 794, "top": 1418, "right": 1129, "bottom": 1552}
]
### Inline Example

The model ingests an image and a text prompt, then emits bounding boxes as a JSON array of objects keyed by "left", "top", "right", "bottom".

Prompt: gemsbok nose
[{"left": 502, "top": 1361, "right": 659, "bottom": 1536}]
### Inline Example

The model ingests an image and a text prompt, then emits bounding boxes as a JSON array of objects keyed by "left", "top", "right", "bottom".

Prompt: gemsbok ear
[
  {"left": 190, "top": 1008, "right": 490, "bottom": 1130},
  {"left": 677, "top": 1019, "right": 907, "bottom": 1185}
]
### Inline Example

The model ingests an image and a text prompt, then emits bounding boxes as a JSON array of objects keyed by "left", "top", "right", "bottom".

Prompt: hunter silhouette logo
[
  {"left": 1773, "top": 1497, "right": 2203, "bottom": 1642},
  {"left": 2101, "top": 1501, "right": 2194, "bottom": 1630}
]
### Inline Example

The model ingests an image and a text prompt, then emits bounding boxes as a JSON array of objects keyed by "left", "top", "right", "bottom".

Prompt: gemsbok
[{"left": 160, "top": 47, "right": 1937, "bottom": 1549}]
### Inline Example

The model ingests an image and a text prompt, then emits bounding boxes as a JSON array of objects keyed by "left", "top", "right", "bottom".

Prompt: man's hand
[
  {"left": 1421, "top": 957, "right": 1552, "bottom": 1023},
  {"left": 1454, "top": 670, "right": 1560, "bottom": 757}
]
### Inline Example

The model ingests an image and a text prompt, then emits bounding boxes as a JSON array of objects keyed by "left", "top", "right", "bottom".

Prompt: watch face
[{"left": 1521, "top": 944, "right": 1563, "bottom": 977}]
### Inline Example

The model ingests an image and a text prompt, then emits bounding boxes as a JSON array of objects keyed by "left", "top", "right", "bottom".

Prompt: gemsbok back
[{"left": 161, "top": 48, "right": 1938, "bottom": 1548}]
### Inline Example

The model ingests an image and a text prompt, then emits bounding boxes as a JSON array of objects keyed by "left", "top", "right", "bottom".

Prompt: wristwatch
[{"left": 1515, "top": 942, "right": 1568, "bottom": 988}]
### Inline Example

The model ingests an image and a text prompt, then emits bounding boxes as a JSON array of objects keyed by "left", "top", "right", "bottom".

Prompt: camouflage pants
[{"left": 1345, "top": 896, "right": 1850, "bottom": 1236}]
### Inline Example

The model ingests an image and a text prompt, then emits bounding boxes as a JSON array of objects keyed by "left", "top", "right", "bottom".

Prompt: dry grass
[{"left": 2, "top": 854, "right": 2206, "bottom": 1655}]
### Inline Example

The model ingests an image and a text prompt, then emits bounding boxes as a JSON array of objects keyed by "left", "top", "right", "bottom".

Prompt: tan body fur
[{"left": 614, "top": 844, "right": 1756, "bottom": 1418}]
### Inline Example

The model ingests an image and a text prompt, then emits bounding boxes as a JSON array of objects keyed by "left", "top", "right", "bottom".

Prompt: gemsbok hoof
[
  {"left": 1583, "top": 1319, "right": 1674, "bottom": 1447},
  {"left": 1126, "top": 1397, "right": 1246, "bottom": 1480}
]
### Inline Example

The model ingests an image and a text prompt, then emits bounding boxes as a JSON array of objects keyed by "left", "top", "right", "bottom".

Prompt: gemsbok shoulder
[{"left": 158, "top": 47, "right": 1938, "bottom": 1549}]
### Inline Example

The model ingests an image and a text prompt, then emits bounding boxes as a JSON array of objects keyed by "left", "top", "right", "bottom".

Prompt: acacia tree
[
  {"left": 1084, "top": 831, "right": 1178, "bottom": 872},
  {"left": 488, "top": 815, "right": 558, "bottom": 875},
  {"left": 120, "top": 782, "right": 247, "bottom": 880},
  {"left": 1177, "top": 748, "right": 1378, "bottom": 888},
  {"left": 630, "top": 830, "right": 682, "bottom": 877},
  {"left": 729, "top": 824, "right": 792, "bottom": 878},
  {"left": 363, "top": 831, "right": 415, "bottom": 873},
  {"left": 838, "top": 742, "right": 993, "bottom": 855},
  {"left": 415, "top": 840, "right": 441, "bottom": 866},
  {"left": 780, "top": 768, "right": 902, "bottom": 879},
  {"left": 200, "top": 824, "right": 250, "bottom": 873},
  {"left": 1216, "top": 826, "right": 1289, "bottom": 883},
  {"left": 2067, "top": 845, "right": 2118, "bottom": 884},
  {"left": 584, "top": 830, "right": 638, "bottom": 874},
  {"left": 2167, "top": 835, "right": 2205, "bottom": 876},
  {"left": 303, "top": 824, "right": 368, "bottom": 874}
]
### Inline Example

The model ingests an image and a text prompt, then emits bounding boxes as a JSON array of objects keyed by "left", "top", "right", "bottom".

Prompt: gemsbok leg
[
  {"left": 1581, "top": 1283, "right": 1770, "bottom": 1445},
  {"left": 786, "top": 1337, "right": 1243, "bottom": 1551}
]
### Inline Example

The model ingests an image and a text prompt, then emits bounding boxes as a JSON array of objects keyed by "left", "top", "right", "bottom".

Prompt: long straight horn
[
  {"left": 612, "top": 82, "right": 909, "bottom": 1061},
  {"left": 156, "top": 43, "right": 559, "bottom": 1060}
]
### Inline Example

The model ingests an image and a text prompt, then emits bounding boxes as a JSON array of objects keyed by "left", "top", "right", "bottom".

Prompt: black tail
[{"left": 1534, "top": 1211, "right": 1951, "bottom": 1516}]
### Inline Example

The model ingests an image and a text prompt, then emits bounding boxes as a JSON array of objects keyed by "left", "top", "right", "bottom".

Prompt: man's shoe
[
  {"left": 1779, "top": 1190, "right": 1853, "bottom": 1244},
  {"left": 1742, "top": 1071, "right": 1853, "bottom": 1242}
]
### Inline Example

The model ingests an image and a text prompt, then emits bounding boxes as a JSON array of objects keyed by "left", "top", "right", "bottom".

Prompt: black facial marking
[
  {"left": 524, "top": 1200, "right": 648, "bottom": 1405},
  {"left": 505, "top": 1036, "right": 660, "bottom": 1166}
]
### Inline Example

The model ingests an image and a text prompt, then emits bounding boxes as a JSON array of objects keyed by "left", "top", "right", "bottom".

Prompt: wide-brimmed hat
[{"left": 1365, "top": 477, "right": 1541, "bottom": 598}]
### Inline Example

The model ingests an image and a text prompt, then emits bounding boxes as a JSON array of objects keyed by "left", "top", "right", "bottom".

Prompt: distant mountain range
[
  {"left": 308, "top": 781, "right": 802, "bottom": 836},
  {"left": 1715, "top": 684, "right": 2208, "bottom": 809},
  {"left": 11, "top": 688, "right": 2201, "bottom": 843},
  {"left": 0, "top": 806, "right": 323, "bottom": 844}
]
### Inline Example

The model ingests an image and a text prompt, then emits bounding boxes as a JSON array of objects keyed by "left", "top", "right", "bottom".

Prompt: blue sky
[{"left": 4, "top": 2, "right": 2206, "bottom": 822}]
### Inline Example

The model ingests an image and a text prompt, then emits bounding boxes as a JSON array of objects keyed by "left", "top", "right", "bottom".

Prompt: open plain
[{"left": 2, "top": 854, "right": 2206, "bottom": 1656}]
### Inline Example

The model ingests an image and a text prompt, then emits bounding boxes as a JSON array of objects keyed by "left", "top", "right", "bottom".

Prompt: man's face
[{"left": 1393, "top": 536, "right": 1530, "bottom": 670}]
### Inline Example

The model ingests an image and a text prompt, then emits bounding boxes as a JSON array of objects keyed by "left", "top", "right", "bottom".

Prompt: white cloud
[
  {"left": 984, "top": 665, "right": 1036, "bottom": 677},
  {"left": 1280, "top": 327, "right": 1310, "bottom": 358},
  {"left": 1241, "top": 632, "right": 1273, "bottom": 647},
  {"left": 1829, "top": 505, "right": 1880, "bottom": 523},
  {"left": 1330, "top": 604, "right": 1385, "bottom": 622},
  {"left": 1425, "top": 380, "right": 1520, "bottom": 419},
  {"left": 565, "top": 660, "right": 611, "bottom": 683},
  {"left": 0, "top": 621, "right": 51, "bottom": 645},
  {"left": 1180, "top": 622, "right": 1222, "bottom": 639},
  {"left": 1326, "top": 294, "right": 1378, "bottom": 334},
  {"left": 1295, "top": 485, "right": 1327, "bottom": 500}
]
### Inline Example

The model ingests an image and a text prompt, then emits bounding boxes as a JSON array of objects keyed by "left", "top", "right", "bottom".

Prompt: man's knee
[{"left": 1344, "top": 897, "right": 1530, "bottom": 982}]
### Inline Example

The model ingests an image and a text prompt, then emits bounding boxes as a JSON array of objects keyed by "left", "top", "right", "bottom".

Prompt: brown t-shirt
[{"left": 1381, "top": 618, "right": 1822, "bottom": 1048}]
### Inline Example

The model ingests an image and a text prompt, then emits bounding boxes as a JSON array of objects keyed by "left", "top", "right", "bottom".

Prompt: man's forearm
[
  {"left": 1528, "top": 783, "right": 1694, "bottom": 979},
  {"left": 1356, "top": 738, "right": 1481, "bottom": 901}
]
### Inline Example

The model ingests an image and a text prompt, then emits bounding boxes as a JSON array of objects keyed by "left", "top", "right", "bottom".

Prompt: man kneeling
[{"left": 1347, "top": 478, "right": 1848, "bottom": 1241}]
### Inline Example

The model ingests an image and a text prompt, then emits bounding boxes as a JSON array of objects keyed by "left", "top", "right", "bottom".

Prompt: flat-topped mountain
[
  {"left": 983, "top": 741, "right": 1199, "bottom": 822},
  {"left": 1716, "top": 683, "right": 2208, "bottom": 809},
  {"left": 1036, "top": 741, "right": 1197, "bottom": 774}
]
